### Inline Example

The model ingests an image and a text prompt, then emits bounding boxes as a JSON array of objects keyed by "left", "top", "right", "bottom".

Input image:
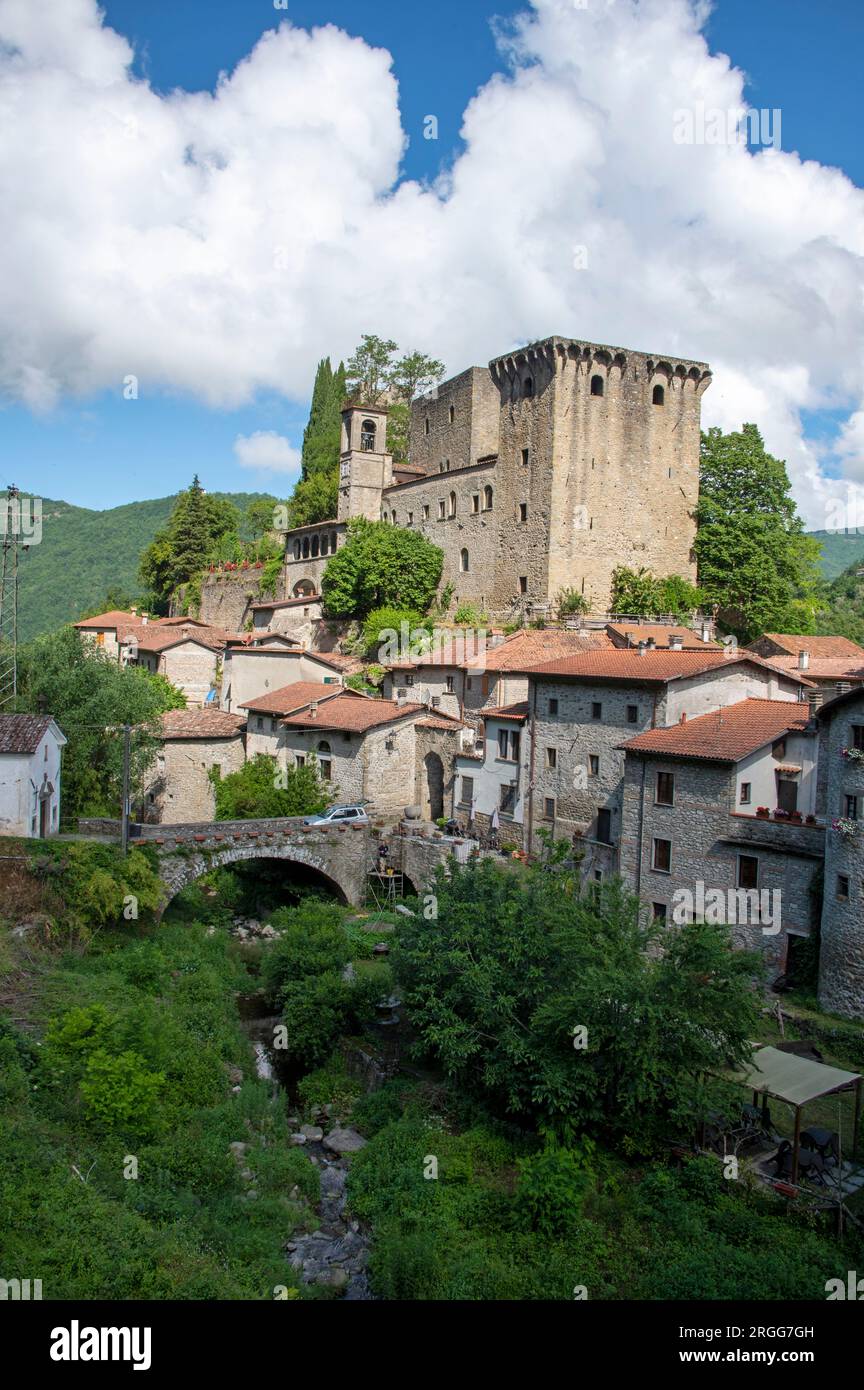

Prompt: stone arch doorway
[
  {"left": 423, "top": 752, "right": 444, "bottom": 822},
  {"left": 293, "top": 578, "right": 316, "bottom": 597}
]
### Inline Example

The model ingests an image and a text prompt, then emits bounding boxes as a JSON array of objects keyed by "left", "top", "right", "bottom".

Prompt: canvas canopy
[{"left": 730, "top": 1045, "right": 860, "bottom": 1107}]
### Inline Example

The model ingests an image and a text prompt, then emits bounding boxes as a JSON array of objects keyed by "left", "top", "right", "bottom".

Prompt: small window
[
  {"left": 405, "top": 673, "right": 415, "bottom": 687},
  {"left": 460, "top": 549, "right": 469, "bottom": 573},
  {"left": 257, "top": 717, "right": 265, "bottom": 731},
  {"left": 652, "top": 902, "right": 667, "bottom": 922},
  {"left": 311, "top": 534, "right": 319, "bottom": 557},
  {"left": 423, "top": 504, "right": 430, "bottom": 520},
  {"left": 445, "top": 459, "right": 451, "bottom": 471},
  {"left": 445, "top": 674, "right": 455, "bottom": 693},
  {"left": 500, "top": 784, "right": 516, "bottom": 814},
  {"left": 740, "top": 782, "right": 751, "bottom": 805},
  {"left": 591, "top": 702, "right": 602, "bottom": 720},
  {"left": 439, "top": 462, "right": 445, "bottom": 473},
  {"left": 483, "top": 485, "right": 493, "bottom": 511},
  {"left": 472, "top": 494, "right": 479, "bottom": 513},
  {"left": 546, "top": 747, "right": 557, "bottom": 769},
  {"left": 521, "top": 447, "right": 530, "bottom": 467},
  {"left": 321, "top": 534, "right": 329, "bottom": 555},
  {"left": 524, "top": 376, "right": 534, "bottom": 398},
  {"left": 653, "top": 838, "right": 672, "bottom": 872},
  {"left": 652, "top": 384, "right": 665, "bottom": 406},
  {"left": 837, "top": 875, "right": 850, "bottom": 901},
  {"left": 590, "top": 374, "right": 604, "bottom": 397},
  {"left": 738, "top": 855, "right": 759, "bottom": 890},
  {"left": 597, "top": 809, "right": 612, "bottom": 845},
  {"left": 424, "top": 417, "right": 430, "bottom": 435},
  {"left": 627, "top": 705, "right": 638, "bottom": 724},
  {"left": 438, "top": 500, "right": 446, "bottom": 519},
  {"left": 295, "top": 754, "right": 306, "bottom": 768},
  {"left": 460, "top": 775, "right": 474, "bottom": 805},
  {"left": 407, "top": 511, "right": 414, "bottom": 526},
  {"left": 589, "top": 755, "right": 599, "bottom": 777},
  {"left": 519, "top": 502, "right": 527, "bottom": 522},
  {"left": 852, "top": 725, "right": 864, "bottom": 751},
  {"left": 772, "top": 738, "right": 786, "bottom": 760},
  {"left": 449, "top": 405, "right": 455, "bottom": 424},
  {"left": 656, "top": 771, "right": 674, "bottom": 806},
  {"left": 361, "top": 419, "right": 376, "bottom": 451},
  {"left": 519, "top": 576, "right": 528, "bottom": 594},
  {"left": 549, "top": 698, "right": 559, "bottom": 717},
  {"left": 845, "top": 795, "right": 859, "bottom": 821},
  {"left": 449, "top": 491, "right": 457, "bottom": 517},
  {"left": 543, "top": 796, "right": 555, "bottom": 819}
]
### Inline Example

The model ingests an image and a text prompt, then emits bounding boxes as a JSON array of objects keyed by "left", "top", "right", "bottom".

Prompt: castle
[{"left": 282, "top": 336, "right": 712, "bottom": 618}]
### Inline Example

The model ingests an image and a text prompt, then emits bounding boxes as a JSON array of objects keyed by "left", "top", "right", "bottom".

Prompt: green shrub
[
  {"left": 515, "top": 1143, "right": 595, "bottom": 1235},
  {"left": 79, "top": 1049, "right": 165, "bottom": 1138}
]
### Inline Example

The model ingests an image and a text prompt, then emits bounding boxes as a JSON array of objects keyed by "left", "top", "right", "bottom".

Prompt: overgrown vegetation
[
  {"left": 210, "top": 754, "right": 331, "bottom": 820},
  {"left": 321, "top": 518, "right": 444, "bottom": 619}
]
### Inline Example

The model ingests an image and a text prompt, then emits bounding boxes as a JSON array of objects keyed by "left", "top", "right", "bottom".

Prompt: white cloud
[
  {"left": 1, "top": 0, "right": 864, "bottom": 526},
  {"left": 233, "top": 431, "right": 301, "bottom": 474}
]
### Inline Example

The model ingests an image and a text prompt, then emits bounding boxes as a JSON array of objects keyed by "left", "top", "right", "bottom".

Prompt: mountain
[
  {"left": 2, "top": 491, "right": 277, "bottom": 642},
  {"left": 807, "top": 529, "right": 864, "bottom": 581}
]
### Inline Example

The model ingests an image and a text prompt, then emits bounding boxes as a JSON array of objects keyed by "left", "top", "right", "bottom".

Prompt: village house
[
  {"left": 241, "top": 682, "right": 366, "bottom": 761},
  {"left": 249, "top": 594, "right": 324, "bottom": 645},
  {"left": 0, "top": 714, "right": 67, "bottom": 838},
  {"left": 815, "top": 687, "right": 864, "bottom": 1019},
  {"left": 453, "top": 702, "right": 530, "bottom": 843},
  {"left": 519, "top": 649, "right": 811, "bottom": 873},
  {"left": 221, "top": 642, "right": 359, "bottom": 715},
  {"left": 139, "top": 709, "right": 246, "bottom": 824},
  {"left": 745, "top": 633, "right": 864, "bottom": 702},
  {"left": 617, "top": 699, "right": 823, "bottom": 978}
]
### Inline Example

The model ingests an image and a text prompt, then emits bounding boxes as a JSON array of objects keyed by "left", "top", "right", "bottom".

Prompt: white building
[{"left": 0, "top": 714, "right": 67, "bottom": 838}]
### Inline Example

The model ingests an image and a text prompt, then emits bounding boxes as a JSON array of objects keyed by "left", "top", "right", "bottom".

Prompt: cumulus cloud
[
  {"left": 1, "top": 0, "right": 863, "bottom": 525},
  {"left": 233, "top": 431, "right": 301, "bottom": 474}
]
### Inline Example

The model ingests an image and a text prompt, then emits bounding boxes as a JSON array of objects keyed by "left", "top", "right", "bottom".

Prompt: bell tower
[{"left": 337, "top": 405, "right": 393, "bottom": 522}]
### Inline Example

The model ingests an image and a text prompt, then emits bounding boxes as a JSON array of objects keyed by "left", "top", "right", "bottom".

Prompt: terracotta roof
[
  {"left": 753, "top": 634, "right": 864, "bottom": 659},
  {"left": 250, "top": 596, "right": 323, "bottom": 611},
  {"left": 387, "top": 627, "right": 612, "bottom": 673},
  {"left": 281, "top": 695, "right": 425, "bottom": 733},
  {"left": 159, "top": 709, "right": 246, "bottom": 740},
  {"left": 74, "top": 609, "right": 141, "bottom": 630},
  {"left": 606, "top": 623, "right": 719, "bottom": 649},
  {"left": 483, "top": 702, "right": 529, "bottom": 722},
  {"left": 754, "top": 656, "right": 864, "bottom": 681},
  {"left": 241, "top": 682, "right": 349, "bottom": 716},
  {"left": 0, "top": 713, "right": 59, "bottom": 754},
  {"left": 620, "top": 699, "right": 811, "bottom": 763},
  {"left": 523, "top": 649, "right": 809, "bottom": 685},
  {"left": 414, "top": 717, "right": 464, "bottom": 731},
  {"left": 133, "top": 627, "right": 226, "bottom": 655}
]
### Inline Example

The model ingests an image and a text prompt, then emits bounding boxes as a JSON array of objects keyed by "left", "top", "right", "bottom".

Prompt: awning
[{"left": 729, "top": 1045, "right": 860, "bottom": 1107}]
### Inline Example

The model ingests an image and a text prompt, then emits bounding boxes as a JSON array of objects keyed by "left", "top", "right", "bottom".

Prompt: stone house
[
  {"left": 816, "top": 688, "right": 864, "bottom": 1019},
  {"left": 250, "top": 595, "right": 324, "bottom": 644},
  {"left": 0, "top": 714, "right": 67, "bottom": 838},
  {"left": 453, "top": 703, "right": 530, "bottom": 845},
  {"left": 139, "top": 709, "right": 246, "bottom": 823},
  {"left": 282, "top": 335, "right": 712, "bottom": 622},
  {"left": 746, "top": 633, "right": 864, "bottom": 703},
  {"left": 241, "top": 682, "right": 366, "bottom": 762},
  {"left": 617, "top": 699, "right": 823, "bottom": 978},
  {"left": 605, "top": 622, "right": 719, "bottom": 651},
  {"left": 520, "top": 649, "right": 811, "bottom": 871},
  {"left": 131, "top": 629, "right": 225, "bottom": 707}
]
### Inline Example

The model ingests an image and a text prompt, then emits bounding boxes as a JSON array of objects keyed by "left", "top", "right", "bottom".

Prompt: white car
[{"left": 303, "top": 803, "right": 370, "bottom": 826}]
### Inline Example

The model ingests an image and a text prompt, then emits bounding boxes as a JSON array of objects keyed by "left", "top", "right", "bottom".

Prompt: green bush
[
  {"left": 515, "top": 1143, "right": 595, "bottom": 1235},
  {"left": 79, "top": 1049, "right": 165, "bottom": 1138}
]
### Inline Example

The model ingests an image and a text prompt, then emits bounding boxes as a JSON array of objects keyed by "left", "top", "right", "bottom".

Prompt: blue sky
[{"left": 2, "top": 0, "right": 863, "bottom": 519}]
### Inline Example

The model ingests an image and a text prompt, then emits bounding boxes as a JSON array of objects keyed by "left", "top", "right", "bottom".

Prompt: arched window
[
  {"left": 524, "top": 376, "right": 534, "bottom": 398},
  {"left": 590, "top": 375, "right": 604, "bottom": 397},
  {"left": 392, "top": 510, "right": 397, "bottom": 524},
  {"left": 439, "top": 461, "right": 446, "bottom": 473},
  {"left": 448, "top": 491, "right": 457, "bottom": 518},
  {"left": 330, "top": 532, "right": 338, "bottom": 552},
  {"left": 460, "top": 549, "right": 469, "bottom": 572},
  {"left": 293, "top": 541, "right": 301, "bottom": 560},
  {"left": 360, "top": 418, "right": 376, "bottom": 451},
  {"left": 311, "top": 534, "right": 320, "bottom": 558},
  {"left": 652, "top": 384, "right": 665, "bottom": 405},
  {"left": 483, "top": 485, "right": 493, "bottom": 511},
  {"left": 317, "top": 740, "right": 332, "bottom": 781},
  {"left": 321, "top": 534, "right": 329, "bottom": 556},
  {"left": 302, "top": 537, "right": 310, "bottom": 558}
]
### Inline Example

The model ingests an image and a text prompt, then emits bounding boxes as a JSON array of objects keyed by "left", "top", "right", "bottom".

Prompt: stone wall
[
  {"left": 141, "top": 734, "right": 245, "bottom": 823},
  {"left": 408, "top": 367, "right": 500, "bottom": 476},
  {"left": 197, "top": 571, "right": 271, "bottom": 631},
  {"left": 818, "top": 695, "right": 864, "bottom": 1018}
]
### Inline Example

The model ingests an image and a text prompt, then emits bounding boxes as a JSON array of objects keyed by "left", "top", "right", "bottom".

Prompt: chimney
[
  {"left": 637, "top": 641, "right": 646, "bottom": 656},
  {"left": 701, "top": 623, "right": 711, "bottom": 642},
  {"left": 309, "top": 702, "right": 318, "bottom": 718},
  {"left": 679, "top": 711, "right": 687, "bottom": 723},
  {"left": 130, "top": 606, "right": 138, "bottom": 617},
  {"left": 646, "top": 638, "right": 656, "bottom": 650},
  {"left": 141, "top": 615, "right": 148, "bottom": 626},
  {"left": 798, "top": 650, "right": 810, "bottom": 671},
  {"left": 669, "top": 634, "right": 683, "bottom": 651}
]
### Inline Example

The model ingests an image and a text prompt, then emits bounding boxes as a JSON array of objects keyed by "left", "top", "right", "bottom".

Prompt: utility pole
[
  {"left": 0, "top": 484, "right": 22, "bottom": 710},
  {"left": 121, "top": 723, "right": 132, "bottom": 855}
]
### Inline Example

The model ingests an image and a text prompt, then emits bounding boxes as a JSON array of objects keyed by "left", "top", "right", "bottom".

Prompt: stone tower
[{"left": 337, "top": 405, "right": 393, "bottom": 523}]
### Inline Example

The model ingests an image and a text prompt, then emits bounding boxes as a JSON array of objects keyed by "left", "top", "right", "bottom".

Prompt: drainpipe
[{"left": 527, "top": 679, "right": 538, "bottom": 855}]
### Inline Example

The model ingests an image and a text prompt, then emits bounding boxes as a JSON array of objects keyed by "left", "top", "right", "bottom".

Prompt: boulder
[
  {"left": 323, "top": 1127, "right": 367, "bottom": 1156},
  {"left": 300, "top": 1125, "right": 324, "bottom": 1142}
]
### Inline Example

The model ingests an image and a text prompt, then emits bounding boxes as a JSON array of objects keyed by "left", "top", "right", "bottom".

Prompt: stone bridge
[{"left": 78, "top": 816, "right": 476, "bottom": 916}]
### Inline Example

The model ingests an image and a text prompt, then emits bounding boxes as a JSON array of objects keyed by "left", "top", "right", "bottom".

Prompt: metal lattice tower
[{"left": 0, "top": 484, "right": 21, "bottom": 710}]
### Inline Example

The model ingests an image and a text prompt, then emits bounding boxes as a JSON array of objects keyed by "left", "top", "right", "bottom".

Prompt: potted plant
[
  {"left": 773, "top": 808, "right": 790, "bottom": 820},
  {"left": 756, "top": 806, "right": 770, "bottom": 818},
  {"left": 789, "top": 810, "right": 803, "bottom": 823},
  {"left": 840, "top": 746, "right": 864, "bottom": 764},
  {"left": 805, "top": 814, "right": 817, "bottom": 825},
  {"left": 832, "top": 817, "right": 858, "bottom": 841}
]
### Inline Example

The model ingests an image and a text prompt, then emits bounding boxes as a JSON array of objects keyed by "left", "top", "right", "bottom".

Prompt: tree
[
  {"left": 321, "top": 518, "right": 444, "bottom": 618},
  {"left": 16, "top": 627, "right": 185, "bottom": 826},
  {"left": 209, "top": 754, "right": 330, "bottom": 820},
  {"left": 301, "top": 358, "right": 347, "bottom": 478},
  {"left": 138, "top": 478, "right": 240, "bottom": 611},
  {"left": 610, "top": 567, "right": 704, "bottom": 620},
  {"left": 286, "top": 471, "right": 339, "bottom": 530},
  {"left": 345, "top": 335, "right": 398, "bottom": 406},
  {"left": 392, "top": 859, "right": 760, "bottom": 1142},
  {"left": 387, "top": 350, "right": 445, "bottom": 404},
  {"left": 694, "top": 426, "right": 822, "bottom": 640}
]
